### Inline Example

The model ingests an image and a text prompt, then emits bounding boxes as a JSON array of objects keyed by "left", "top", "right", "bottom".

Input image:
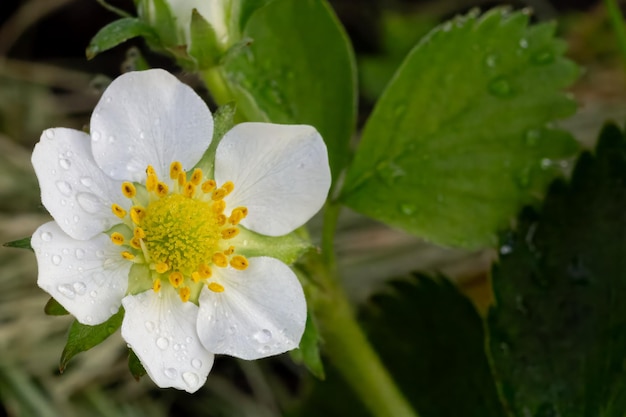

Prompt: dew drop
[
  {"left": 80, "top": 177, "right": 93, "bottom": 187},
  {"left": 488, "top": 77, "right": 512, "bottom": 97},
  {"left": 532, "top": 49, "right": 554, "bottom": 65},
  {"left": 253, "top": 329, "right": 272, "bottom": 344},
  {"left": 105, "top": 96, "right": 112, "bottom": 103},
  {"left": 85, "top": 315, "right": 93, "bottom": 323},
  {"left": 72, "top": 282, "right": 87, "bottom": 295},
  {"left": 90, "top": 290, "right": 98, "bottom": 298},
  {"left": 75, "top": 248, "right": 85, "bottom": 259},
  {"left": 109, "top": 306, "right": 118, "bottom": 314},
  {"left": 145, "top": 321, "right": 155, "bottom": 332},
  {"left": 499, "top": 244, "right": 513, "bottom": 255},
  {"left": 399, "top": 203, "right": 416, "bottom": 216},
  {"left": 40, "top": 231, "right": 52, "bottom": 242},
  {"left": 261, "top": 345, "right": 271, "bottom": 354},
  {"left": 92, "top": 271, "right": 106, "bottom": 285},
  {"left": 59, "top": 158, "right": 71, "bottom": 170},
  {"left": 51, "top": 255, "right": 62, "bottom": 265},
  {"left": 227, "top": 325, "right": 237, "bottom": 335},
  {"left": 92, "top": 131, "right": 101, "bottom": 142},
  {"left": 182, "top": 372, "right": 199, "bottom": 388},
  {"left": 76, "top": 193, "right": 101, "bottom": 214},
  {"left": 156, "top": 337, "right": 169, "bottom": 350},
  {"left": 484, "top": 54, "right": 497, "bottom": 68},
  {"left": 185, "top": 336, "right": 193, "bottom": 343},
  {"left": 173, "top": 343, "right": 181, "bottom": 351},
  {"left": 108, "top": 135, "right": 116, "bottom": 144},
  {"left": 163, "top": 368, "right": 178, "bottom": 379},
  {"left": 45, "top": 130, "right": 56, "bottom": 139},
  {"left": 73, "top": 215, "right": 80, "bottom": 223},
  {"left": 518, "top": 38, "right": 529, "bottom": 49},
  {"left": 57, "top": 284, "right": 75, "bottom": 299},
  {"left": 139, "top": 131, "right": 146, "bottom": 139},
  {"left": 55, "top": 181, "right": 73, "bottom": 196},
  {"left": 191, "top": 358, "right": 202, "bottom": 369},
  {"left": 95, "top": 250, "right": 105, "bottom": 258},
  {"left": 540, "top": 159, "right": 553, "bottom": 169}
]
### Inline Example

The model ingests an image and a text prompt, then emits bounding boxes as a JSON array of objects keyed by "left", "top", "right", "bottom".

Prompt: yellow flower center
[{"left": 110, "top": 161, "right": 249, "bottom": 303}]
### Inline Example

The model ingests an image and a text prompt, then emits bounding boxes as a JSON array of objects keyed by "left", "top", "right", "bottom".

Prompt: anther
[
  {"left": 156, "top": 182, "right": 169, "bottom": 197},
  {"left": 179, "top": 286, "right": 191, "bottom": 303},
  {"left": 130, "top": 237, "right": 142, "bottom": 249},
  {"left": 208, "top": 282, "right": 225, "bottom": 293},
  {"left": 110, "top": 232, "right": 125, "bottom": 245},
  {"left": 212, "top": 200, "right": 226, "bottom": 214},
  {"left": 224, "top": 246, "right": 235, "bottom": 256},
  {"left": 170, "top": 161, "right": 182, "bottom": 180},
  {"left": 146, "top": 173, "right": 157, "bottom": 192},
  {"left": 183, "top": 182, "right": 196, "bottom": 198},
  {"left": 130, "top": 206, "right": 146, "bottom": 224},
  {"left": 198, "top": 264, "right": 212, "bottom": 278},
  {"left": 178, "top": 171, "right": 186, "bottom": 187},
  {"left": 217, "top": 214, "right": 227, "bottom": 226},
  {"left": 153, "top": 278, "right": 161, "bottom": 293},
  {"left": 169, "top": 271, "right": 184, "bottom": 288},
  {"left": 134, "top": 227, "right": 146, "bottom": 239},
  {"left": 230, "top": 255, "right": 249, "bottom": 271},
  {"left": 201, "top": 179, "right": 216, "bottom": 193},
  {"left": 229, "top": 207, "right": 248, "bottom": 225},
  {"left": 221, "top": 228, "right": 239, "bottom": 239},
  {"left": 146, "top": 165, "right": 156, "bottom": 176},
  {"left": 155, "top": 262, "right": 169, "bottom": 274},
  {"left": 212, "top": 253, "right": 228, "bottom": 268},
  {"left": 191, "top": 272, "right": 201, "bottom": 283},
  {"left": 121, "top": 251, "right": 135, "bottom": 260},
  {"left": 122, "top": 182, "right": 136, "bottom": 198},
  {"left": 190, "top": 168, "right": 203, "bottom": 185},
  {"left": 111, "top": 204, "right": 127, "bottom": 219}
]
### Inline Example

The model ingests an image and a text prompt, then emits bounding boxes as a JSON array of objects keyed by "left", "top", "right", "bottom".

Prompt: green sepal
[
  {"left": 44, "top": 297, "right": 69, "bottom": 316},
  {"left": 60, "top": 309, "right": 124, "bottom": 373},
  {"left": 342, "top": 8, "right": 580, "bottom": 249},
  {"left": 290, "top": 312, "right": 325, "bottom": 380},
  {"left": 2, "top": 237, "right": 32, "bottom": 251},
  {"left": 234, "top": 226, "right": 312, "bottom": 265},
  {"left": 128, "top": 349, "right": 147, "bottom": 381},
  {"left": 86, "top": 18, "right": 159, "bottom": 60},
  {"left": 193, "top": 102, "right": 237, "bottom": 178},
  {"left": 144, "top": 0, "right": 179, "bottom": 47},
  {"left": 127, "top": 263, "right": 152, "bottom": 295},
  {"left": 189, "top": 9, "right": 223, "bottom": 70}
]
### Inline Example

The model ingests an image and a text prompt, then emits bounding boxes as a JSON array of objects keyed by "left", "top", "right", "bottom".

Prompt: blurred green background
[{"left": 0, "top": 0, "right": 624, "bottom": 416}]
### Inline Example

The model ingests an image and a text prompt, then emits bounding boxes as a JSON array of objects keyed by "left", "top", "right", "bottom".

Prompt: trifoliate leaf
[
  {"left": 342, "top": 8, "right": 580, "bottom": 249},
  {"left": 60, "top": 309, "right": 124, "bottom": 372},
  {"left": 44, "top": 297, "right": 68, "bottom": 316},
  {"left": 487, "top": 122, "right": 626, "bottom": 416},
  {"left": 221, "top": 0, "right": 357, "bottom": 182},
  {"left": 2, "top": 237, "right": 32, "bottom": 251},
  {"left": 86, "top": 18, "right": 158, "bottom": 60}
]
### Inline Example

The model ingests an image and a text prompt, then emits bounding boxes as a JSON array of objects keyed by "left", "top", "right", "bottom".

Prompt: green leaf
[
  {"left": 60, "top": 309, "right": 124, "bottom": 372},
  {"left": 189, "top": 9, "right": 222, "bottom": 69},
  {"left": 3, "top": 236, "right": 32, "bottom": 251},
  {"left": 128, "top": 349, "right": 147, "bottom": 381},
  {"left": 342, "top": 8, "right": 580, "bottom": 249},
  {"left": 296, "top": 276, "right": 505, "bottom": 416},
  {"left": 290, "top": 312, "right": 325, "bottom": 379},
  {"left": 221, "top": 0, "right": 357, "bottom": 181},
  {"left": 86, "top": 17, "right": 158, "bottom": 60},
  {"left": 487, "top": 123, "right": 626, "bottom": 416},
  {"left": 44, "top": 297, "right": 68, "bottom": 316}
]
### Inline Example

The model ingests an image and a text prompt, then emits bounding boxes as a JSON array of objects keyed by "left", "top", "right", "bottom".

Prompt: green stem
[
  {"left": 606, "top": 0, "right": 626, "bottom": 68},
  {"left": 202, "top": 67, "right": 236, "bottom": 106}
]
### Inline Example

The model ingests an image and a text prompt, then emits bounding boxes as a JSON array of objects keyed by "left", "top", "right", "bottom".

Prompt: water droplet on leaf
[
  {"left": 532, "top": 49, "right": 554, "bottom": 65},
  {"left": 400, "top": 203, "right": 416, "bottom": 215},
  {"left": 488, "top": 77, "right": 512, "bottom": 97}
]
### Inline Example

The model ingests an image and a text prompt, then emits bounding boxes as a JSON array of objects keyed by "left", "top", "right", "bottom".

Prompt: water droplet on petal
[
  {"left": 52, "top": 255, "right": 62, "bottom": 265},
  {"left": 105, "top": 96, "right": 112, "bottom": 103},
  {"left": 59, "top": 158, "right": 71, "bottom": 170},
  {"left": 156, "top": 337, "right": 169, "bottom": 350},
  {"left": 253, "top": 329, "right": 272, "bottom": 344},
  {"left": 139, "top": 131, "right": 146, "bottom": 139},
  {"left": 182, "top": 372, "right": 199, "bottom": 388},
  {"left": 108, "top": 135, "right": 116, "bottom": 144},
  {"left": 90, "top": 290, "right": 97, "bottom": 298},
  {"left": 57, "top": 284, "right": 75, "bottom": 299},
  {"left": 185, "top": 336, "right": 193, "bottom": 343},
  {"left": 261, "top": 345, "right": 271, "bottom": 354},
  {"left": 163, "top": 368, "right": 178, "bottom": 379},
  {"left": 80, "top": 177, "right": 93, "bottom": 187},
  {"left": 92, "top": 271, "right": 106, "bottom": 285},
  {"left": 191, "top": 358, "right": 202, "bottom": 369},
  {"left": 92, "top": 131, "right": 101, "bottom": 142},
  {"left": 73, "top": 215, "right": 80, "bottom": 223},
  {"left": 109, "top": 306, "right": 117, "bottom": 314},
  {"left": 45, "top": 130, "right": 56, "bottom": 139},
  {"left": 72, "top": 282, "right": 86, "bottom": 295},
  {"left": 227, "top": 325, "right": 237, "bottom": 335},
  {"left": 40, "top": 231, "right": 52, "bottom": 242},
  {"left": 76, "top": 193, "right": 101, "bottom": 214},
  {"left": 173, "top": 343, "right": 181, "bottom": 351},
  {"left": 488, "top": 77, "right": 512, "bottom": 97},
  {"left": 75, "top": 248, "right": 85, "bottom": 259},
  {"left": 56, "top": 181, "right": 72, "bottom": 196}
]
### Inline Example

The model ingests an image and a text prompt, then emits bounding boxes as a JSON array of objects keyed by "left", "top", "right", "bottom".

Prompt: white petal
[
  {"left": 197, "top": 257, "right": 306, "bottom": 360},
  {"left": 32, "top": 128, "right": 129, "bottom": 240},
  {"left": 122, "top": 288, "right": 215, "bottom": 393},
  {"left": 215, "top": 123, "right": 331, "bottom": 236},
  {"left": 90, "top": 69, "right": 213, "bottom": 182},
  {"left": 31, "top": 222, "right": 130, "bottom": 325}
]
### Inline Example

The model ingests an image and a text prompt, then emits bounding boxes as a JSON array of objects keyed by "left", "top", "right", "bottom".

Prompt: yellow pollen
[
  {"left": 183, "top": 182, "right": 196, "bottom": 198},
  {"left": 153, "top": 278, "right": 161, "bottom": 292},
  {"left": 224, "top": 246, "right": 235, "bottom": 256},
  {"left": 121, "top": 251, "right": 135, "bottom": 260},
  {"left": 170, "top": 161, "right": 182, "bottom": 180},
  {"left": 190, "top": 169, "right": 203, "bottom": 185},
  {"left": 122, "top": 182, "right": 136, "bottom": 198},
  {"left": 130, "top": 206, "right": 146, "bottom": 224},
  {"left": 155, "top": 262, "right": 169, "bottom": 274},
  {"left": 146, "top": 165, "right": 156, "bottom": 176},
  {"left": 212, "top": 200, "right": 226, "bottom": 214},
  {"left": 134, "top": 227, "right": 146, "bottom": 239},
  {"left": 169, "top": 271, "right": 184, "bottom": 288},
  {"left": 191, "top": 271, "right": 201, "bottom": 283},
  {"left": 130, "top": 237, "right": 142, "bottom": 249},
  {"left": 212, "top": 252, "right": 228, "bottom": 268},
  {"left": 201, "top": 180, "right": 216, "bottom": 193},
  {"left": 146, "top": 173, "right": 157, "bottom": 192},
  {"left": 111, "top": 232, "right": 125, "bottom": 245},
  {"left": 178, "top": 171, "right": 186, "bottom": 187},
  {"left": 111, "top": 204, "right": 127, "bottom": 219},
  {"left": 179, "top": 286, "right": 191, "bottom": 302},
  {"left": 229, "top": 207, "right": 247, "bottom": 225},
  {"left": 212, "top": 185, "right": 231, "bottom": 201},
  {"left": 230, "top": 255, "right": 249, "bottom": 270},
  {"left": 198, "top": 264, "right": 212, "bottom": 278},
  {"left": 156, "top": 182, "right": 169, "bottom": 197},
  {"left": 208, "top": 282, "right": 225, "bottom": 293},
  {"left": 217, "top": 214, "right": 227, "bottom": 226},
  {"left": 221, "top": 227, "right": 239, "bottom": 239}
]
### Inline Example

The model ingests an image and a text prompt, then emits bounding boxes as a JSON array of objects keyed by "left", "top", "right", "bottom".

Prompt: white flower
[{"left": 30, "top": 69, "right": 330, "bottom": 393}]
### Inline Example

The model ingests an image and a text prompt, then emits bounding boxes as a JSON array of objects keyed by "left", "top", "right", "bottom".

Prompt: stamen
[
  {"left": 155, "top": 262, "right": 169, "bottom": 274},
  {"left": 216, "top": 214, "right": 227, "bottom": 226},
  {"left": 111, "top": 204, "right": 127, "bottom": 219},
  {"left": 153, "top": 278, "right": 161, "bottom": 292},
  {"left": 134, "top": 227, "right": 146, "bottom": 239},
  {"left": 208, "top": 282, "right": 225, "bottom": 293},
  {"left": 156, "top": 182, "right": 169, "bottom": 198},
  {"left": 230, "top": 255, "right": 249, "bottom": 270},
  {"left": 169, "top": 271, "right": 184, "bottom": 288},
  {"left": 121, "top": 251, "right": 135, "bottom": 260},
  {"left": 130, "top": 237, "right": 142, "bottom": 249},
  {"left": 183, "top": 182, "right": 196, "bottom": 198},
  {"left": 146, "top": 173, "right": 157, "bottom": 192},
  {"left": 201, "top": 180, "right": 216, "bottom": 193},
  {"left": 179, "top": 286, "right": 191, "bottom": 302},
  {"left": 198, "top": 263, "right": 212, "bottom": 278},
  {"left": 190, "top": 168, "right": 203, "bottom": 185},
  {"left": 191, "top": 272, "right": 201, "bottom": 283},
  {"left": 212, "top": 252, "right": 228, "bottom": 267},
  {"left": 221, "top": 228, "right": 239, "bottom": 239},
  {"left": 229, "top": 207, "right": 248, "bottom": 225},
  {"left": 224, "top": 246, "right": 235, "bottom": 256},
  {"left": 211, "top": 183, "right": 232, "bottom": 201},
  {"left": 212, "top": 200, "right": 226, "bottom": 214},
  {"left": 146, "top": 165, "right": 156, "bottom": 176},
  {"left": 130, "top": 206, "right": 146, "bottom": 224},
  {"left": 178, "top": 171, "right": 186, "bottom": 187},
  {"left": 110, "top": 232, "right": 125, "bottom": 245},
  {"left": 170, "top": 161, "right": 182, "bottom": 180},
  {"left": 122, "top": 182, "right": 136, "bottom": 198}
]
